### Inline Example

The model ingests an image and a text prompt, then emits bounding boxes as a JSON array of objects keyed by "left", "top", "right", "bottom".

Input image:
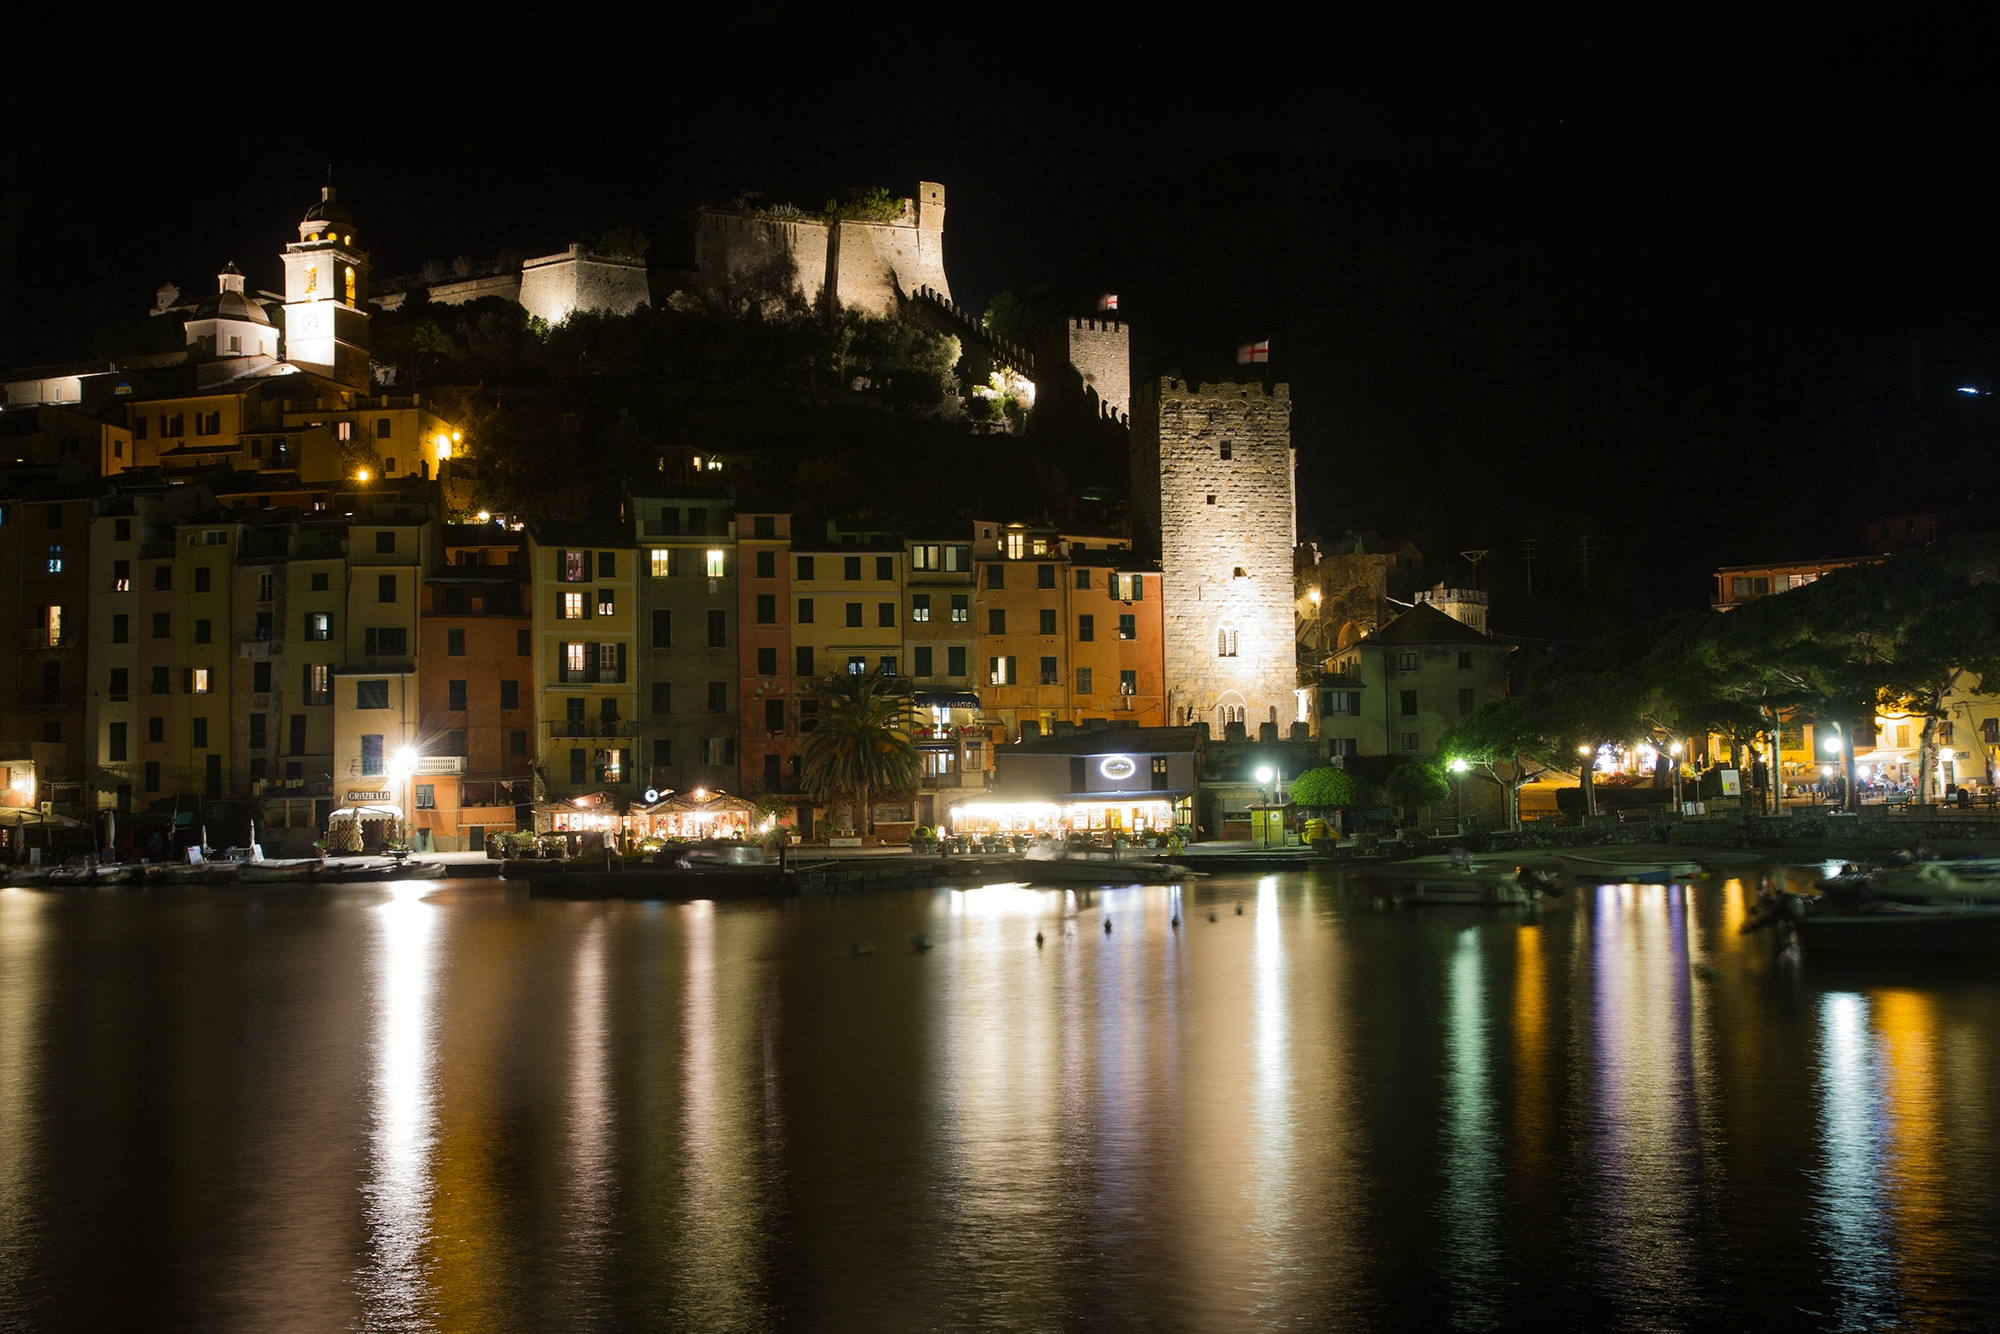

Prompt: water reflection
[
  {"left": 0, "top": 893, "right": 45, "bottom": 1312},
  {"left": 1440, "top": 927, "right": 1501, "bottom": 1328},
  {"left": 357, "top": 888, "right": 442, "bottom": 1329},
  {"left": 564, "top": 914, "right": 614, "bottom": 1305},
  {"left": 1816, "top": 990, "right": 1893, "bottom": 1330}
]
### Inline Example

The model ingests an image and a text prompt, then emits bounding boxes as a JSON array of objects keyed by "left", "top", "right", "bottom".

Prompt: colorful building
[
  {"left": 631, "top": 489, "right": 739, "bottom": 798},
  {"left": 530, "top": 520, "right": 638, "bottom": 803}
]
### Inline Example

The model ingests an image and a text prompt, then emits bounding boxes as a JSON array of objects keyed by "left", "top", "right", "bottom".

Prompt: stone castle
[{"left": 690, "top": 183, "right": 952, "bottom": 318}]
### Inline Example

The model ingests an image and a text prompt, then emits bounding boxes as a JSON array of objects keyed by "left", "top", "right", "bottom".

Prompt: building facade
[{"left": 633, "top": 490, "right": 739, "bottom": 797}]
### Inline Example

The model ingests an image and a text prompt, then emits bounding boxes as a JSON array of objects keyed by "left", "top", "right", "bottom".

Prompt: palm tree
[{"left": 799, "top": 671, "right": 920, "bottom": 837}]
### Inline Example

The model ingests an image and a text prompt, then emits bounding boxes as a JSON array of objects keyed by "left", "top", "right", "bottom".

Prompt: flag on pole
[
  {"left": 1097, "top": 293, "right": 1119, "bottom": 312},
  {"left": 1236, "top": 339, "right": 1270, "bottom": 364}
]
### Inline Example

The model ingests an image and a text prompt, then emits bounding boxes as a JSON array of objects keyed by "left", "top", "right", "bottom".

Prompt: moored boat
[
  {"left": 1353, "top": 857, "right": 1543, "bottom": 905},
  {"left": 1011, "top": 855, "right": 1193, "bottom": 885},
  {"left": 1557, "top": 854, "right": 1704, "bottom": 884},
  {"left": 1797, "top": 900, "right": 2000, "bottom": 953}
]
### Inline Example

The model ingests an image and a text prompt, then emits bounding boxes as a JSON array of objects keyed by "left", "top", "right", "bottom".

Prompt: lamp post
[
  {"left": 1449, "top": 757, "right": 1468, "bottom": 821},
  {"left": 389, "top": 746, "right": 418, "bottom": 852},
  {"left": 1669, "top": 741, "right": 1684, "bottom": 813}
]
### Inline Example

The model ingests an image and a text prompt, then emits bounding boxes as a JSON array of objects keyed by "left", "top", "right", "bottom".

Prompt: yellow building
[
  {"left": 791, "top": 534, "right": 906, "bottom": 686},
  {"left": 170, "top": 512, "right": 250, "bottom": 800},
  {"left": 529, "top": 520, "right": 638, "bottom": 802}
]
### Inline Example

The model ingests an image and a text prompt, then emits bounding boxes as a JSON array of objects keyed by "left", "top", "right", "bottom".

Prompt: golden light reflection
[
  {"left": 1875, "top": 989, "right": 1945, "bottom": 1318},
  {"left": 357, "top": 890, "right": 441, "bottom": 1326},
  {"left": 0, "top": 892, "right": 46, "bottom": 1297},
  {"left": 565, "top": 915, "right": 613, "bottom": 1274},
  {"left": 1513, "top": 924, "right": 1548, "bottom": 1167}
]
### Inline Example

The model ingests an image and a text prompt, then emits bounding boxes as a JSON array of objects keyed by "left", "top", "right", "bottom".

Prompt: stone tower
[
  {"left": 280, "top": 185, "right": 372, "bottom": 387},
  {"left": 1132, "top": 379, "right": 1297, "bottom": 735}
]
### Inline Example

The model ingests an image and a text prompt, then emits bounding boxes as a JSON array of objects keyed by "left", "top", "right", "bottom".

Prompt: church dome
[
  {"left": 298, "top": 186, "right": 358, "bottom": 244},
  {"left": 191, "top": 264, "right": 273, "bottom": 326}
]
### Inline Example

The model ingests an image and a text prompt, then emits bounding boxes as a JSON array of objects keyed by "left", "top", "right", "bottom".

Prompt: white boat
[
  {"left": 1012, "top": 853, "right": 1193, "bottom": 884},
  {"left": 1353, "top": 857, "right": 1544, "bottom": 905},
  {"left": 1557, "top": 854, "right": 1704, "bottom": 884},
  {"left": 236, "top": 860, "right": 325, "bottom": 884}
]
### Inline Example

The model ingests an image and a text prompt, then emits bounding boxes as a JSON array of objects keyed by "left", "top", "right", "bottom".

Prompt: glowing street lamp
[{"left": 356, "top": 468, "right": 370, "bottom": 482}]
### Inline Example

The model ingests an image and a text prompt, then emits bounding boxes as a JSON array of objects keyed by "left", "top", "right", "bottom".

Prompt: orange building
[
  {"left": 972, "top": 519, "right": 1165, "bottom": 740},
  {"left": 413, "top": 524, "right": 534, "bottom": 850},
  {"left": 736, "top": 507, "right": 795, "bottom": 797}
]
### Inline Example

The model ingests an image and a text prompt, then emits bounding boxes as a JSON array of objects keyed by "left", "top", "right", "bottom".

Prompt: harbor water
[{"left": 1, "top": 869, "right": 1996, "bottom": 1330}]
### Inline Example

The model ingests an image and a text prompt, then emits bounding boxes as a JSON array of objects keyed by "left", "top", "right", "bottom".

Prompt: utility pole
[
  {"left": 1521, "top": 538, "right": 1535, "bottom": 595},
  {"left": 1460, "top": 549, "right": 1489, "bottom": 589},
  {"left": 1577, "top": 535, "right": 1596, "bottom": 593}
]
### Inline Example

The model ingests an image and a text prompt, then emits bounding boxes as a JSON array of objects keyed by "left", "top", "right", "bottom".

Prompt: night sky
[{"left": 5, "top": 12, "right": 1992, "bottom": 631}]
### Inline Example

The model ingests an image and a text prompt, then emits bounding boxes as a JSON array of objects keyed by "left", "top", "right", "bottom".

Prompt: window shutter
[
  {"left": 617, "top": 643, "right": 627, "bottom": 683},
  {"left": 619, "top": 748, "right": 631, "bottom": 778},
  {"left": 586, "top": 644, "right": 599, "bottom": 683}
]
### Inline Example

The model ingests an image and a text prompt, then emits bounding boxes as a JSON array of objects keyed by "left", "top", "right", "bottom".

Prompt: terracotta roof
[{"left": 1365, "top": 602, "right": 1498, "bottom": 647}]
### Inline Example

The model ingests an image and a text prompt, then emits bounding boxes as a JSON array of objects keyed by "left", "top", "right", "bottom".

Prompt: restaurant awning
[
  {"left": 330, "top": 804, "right": 402, "bottom": 820},
  {"left": 915, "top": 690, "right": 981, "bottom": 709}
]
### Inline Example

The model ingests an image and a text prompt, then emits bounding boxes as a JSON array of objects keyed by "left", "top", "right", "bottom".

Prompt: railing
[
  {"left": 547, "top": 720, "right": 638, "bottom": 738},
  {"left": 18, "top": 690, "right": 70, "bottom": 710},
  {"left": 20, "top": 630, "right": 74, "bottom": 649}
]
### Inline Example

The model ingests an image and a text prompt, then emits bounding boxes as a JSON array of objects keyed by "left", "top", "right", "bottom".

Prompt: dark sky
[{"left": 5, "top": 10, "right": 1991, "bottom": 628}]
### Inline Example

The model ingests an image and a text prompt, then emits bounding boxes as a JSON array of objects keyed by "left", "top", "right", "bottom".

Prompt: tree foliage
[
  {"left": 1288, "top": 765, "right": 1374, "bottom": 811},
  {"left": 1385, "top": 762, "right": 1451, "bottom": 811},
  {"left": 797, "top": 672, "right": 920, "bottom": 836}
]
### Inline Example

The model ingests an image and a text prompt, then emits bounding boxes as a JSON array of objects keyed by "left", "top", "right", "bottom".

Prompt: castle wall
[
  {"left": 691, "top": 213, "right": 830, "bottom": 307},
  {"left": 518, "top": 246, "right": 650, "bottom": 325},
  {"left": 1065, "top": 318, "right": 1129, "bottom": 421},
  {"left": 1133, "top": 379, "right": 1297, "bottom": 733},
  {"left": 689, "top": 183, "right": 948, "bottom": 317}
]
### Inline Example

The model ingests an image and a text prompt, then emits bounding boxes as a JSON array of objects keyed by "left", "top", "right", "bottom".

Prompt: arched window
[{"left": 1217, "top": 627, "right": 1238, "bottom": 657}]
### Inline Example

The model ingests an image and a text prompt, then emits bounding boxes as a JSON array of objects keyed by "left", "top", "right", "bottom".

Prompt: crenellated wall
[
  {"left": 689, "top": 183, "right": 949, "bottom": 317},
  {"left": 1132, "top": 379, "right": 1297, "bottom": 735}
]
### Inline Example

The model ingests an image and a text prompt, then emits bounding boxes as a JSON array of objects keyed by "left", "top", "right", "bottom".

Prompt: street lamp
[
  {"left": 1669, "top": 741, "right": 1684, "bottom": 811},
  {"left": 389, "top": 747, "right": 418, "bottom": 850},
  {"left": 1254, "top": 765, "right": 1276, "bottom": 847}
]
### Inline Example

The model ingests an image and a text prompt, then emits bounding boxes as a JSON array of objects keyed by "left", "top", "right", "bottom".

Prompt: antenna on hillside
[
  {"left": 1460, "top": 549, "right": 1488, "bottom": 590},
  {"left": 1521, "top": 538, "right": 1535, "bottom": 595}
]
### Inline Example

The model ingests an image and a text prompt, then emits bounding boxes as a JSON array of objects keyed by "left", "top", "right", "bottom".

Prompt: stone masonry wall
[
  {"left": 1065, "top": 318, "right": 1129, "bottom": 421},
  {"left": 519, "top": 246, "right": 650, "bottom": 324},
  {"left": 689, "top": 183, "right": 949, "bottom": 317},
  {"left": 1132, "top": 379, "right": 1296, "bottom": 732}
]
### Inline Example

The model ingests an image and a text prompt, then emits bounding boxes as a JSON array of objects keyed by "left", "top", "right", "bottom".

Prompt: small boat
[
  {"left": 236, "top": 859, "right": 325, "bottom": 884},
  {"left": 46, "top": 857, "right": 104, "bottom": 886},
  {"left": 4, "top": 866, "right": 54, "bottom": 887},
  {"left": 1557, "top": 854, "right": 1704, "bottom": 884},
  {"left": 1353, "top": 856, "right": 1544, "bottom": 905},
  {"left": 1797, "top": 900, "right": 2000, "bottom": 953},
  {"left": 1012, "top": 854, "right": 1193, "bottom": 885}
]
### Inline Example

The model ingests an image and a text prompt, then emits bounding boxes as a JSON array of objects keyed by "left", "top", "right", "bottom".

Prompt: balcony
[
  {"left": 20, "top": 630, "right": 75, "bottom": 649},
  {"left": 547, "top": 719, "right": 638, "bottom": 738},
  {"left": 414, "top": 756, "right": 466, "bottom": 776},
  {"left": 18, "top": 690, "right": 71, "bottom": 711}
]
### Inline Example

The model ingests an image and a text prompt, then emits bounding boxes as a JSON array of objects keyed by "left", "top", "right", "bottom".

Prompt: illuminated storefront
[
  {"left": 950, "top": 726, "right": 1201, "bottom": 838},
  {"left": 629, "top": 788, "right": 756, "bottom": 840}
]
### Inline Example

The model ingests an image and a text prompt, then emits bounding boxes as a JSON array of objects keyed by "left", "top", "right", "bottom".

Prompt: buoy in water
[
  {"left": 1171, "top": 915, "right": 1180, "bottom": 928},
  {"left": 1103, "top": 918, "right": 1113, "bottom": 934},
  {"left": 1035, "top": 931, "right": 1045, "bottom": 947},
  {"left": 1235, "top": 902, "right": 1244, "bottom": 915},
  {"left": 1207, "top": 911, "right": 1217, "bottom": 922}
]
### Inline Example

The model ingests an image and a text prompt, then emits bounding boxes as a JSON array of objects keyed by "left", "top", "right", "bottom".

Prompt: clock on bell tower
[{"left": 280, "top": 182, "right": 372, "bottom": 388}]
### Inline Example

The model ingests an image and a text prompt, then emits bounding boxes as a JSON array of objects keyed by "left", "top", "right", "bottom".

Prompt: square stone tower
[{"left": 1131, "top": 379, "right": 1296, "bottom": 734}]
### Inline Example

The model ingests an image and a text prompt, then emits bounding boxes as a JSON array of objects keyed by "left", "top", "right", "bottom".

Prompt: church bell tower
[{"left": 281, "top": 182, "right": 371, "bottom": 387}]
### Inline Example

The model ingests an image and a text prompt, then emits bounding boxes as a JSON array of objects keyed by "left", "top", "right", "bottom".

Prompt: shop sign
[
  {"left": 346, "top": 790, "right": 390, "bottom": 802},
  {"left": 1099, "top": 756, "right": 1137, "bottom": 780}
]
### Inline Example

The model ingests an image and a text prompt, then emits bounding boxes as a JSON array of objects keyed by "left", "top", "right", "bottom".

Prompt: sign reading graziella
[{"left": 346, "top": 791, "right": 391, "bottom": 802}]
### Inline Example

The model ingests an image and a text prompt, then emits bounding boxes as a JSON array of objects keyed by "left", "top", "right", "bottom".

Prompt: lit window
[
  {"left": 565, "top": 643, "right": 586, "bottom": 677},
  {"left": 706, "top": 549, "right": 725, "bottom": 578},
  {"left": 1217, "top": 628, "right": 1238, "bottom": 657},
  {"left": 1031, "top": 538, "right": 1049, "bottom": 556},
  {"left": 45, "top": 545, "right": 61, "bottom": 573},
  {"left": 848, "top": 656, "right": 867, "bottom": 676},
  {"left": 562, "top": 592, "right": 584, "bottom": 619},
  {"left": 193, "top": 668, "right": 210, "bottom": 694},
  {"left": 1006, "top": 533, "right": 1024, "bottom": 559},
  {"left": 911, "top": 593, "right": 931, "bottom": 622},
  {"left": 597, "top": 590, "right": 614, "bottom": 617},
  {"left": 650, "top": 549, "right": 672, "bottom": 578},
  {"left": 563, "top": 550, "right": 587, "bottom": 582}
]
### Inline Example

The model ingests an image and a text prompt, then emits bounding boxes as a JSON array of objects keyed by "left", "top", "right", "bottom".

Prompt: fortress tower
[
  {"left": 280, "top": 185, "right": 371, "bottom": 387},
  {"left": 1131, "top": 379, "right": 1297, "bottom": 736}
]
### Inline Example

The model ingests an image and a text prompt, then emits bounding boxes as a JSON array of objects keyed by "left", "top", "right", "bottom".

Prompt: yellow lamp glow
[
  {"left": 356, "top": 468, "right": 370, "bottom": 481},
  {"left": 476, "top": 510, "right": 491, "bottom": 522}
]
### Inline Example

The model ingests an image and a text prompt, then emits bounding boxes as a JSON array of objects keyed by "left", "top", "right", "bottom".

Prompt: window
[
  {"left": 1397, "top": 651, "right": 1420, "bottom": 671},
  {"left": 1400, "top": 689, "right": 1419, "bottom": 716},
  {"left": 988, "top": 656, "right": 1016, "bottom": 685},
  {"left": 1072, "top": 568, "right": 1089, "bottom": 590},
  {"left": 193, "top": 618, "right": 211, "bottom": 644},
  {"left": 445, "top": 731, "right": 468, "bottom": 757},
  {"left": 364, "top": 627, "right": 407, "bottom": 655},
  {"left": 149, "top": 717, "right": 164, "bottom": 743},
  {"left": 590, "top": 589, "right": 613, "bottom": 617},
  {"left": 289, "top": 715, "right": 305, "bottom": 754},
  {"left": 563, "top": 550, "right": 588, "bottom": 582},
  {"left": 756, "top": 549, "right": 776, "bottom": 578},
  {"left": 144, "top": 761, "right": 160, "bottom": 793},
  {"left": 1401, "top": 732, "right": 1421, "bottom": 751},
  {"left": 914, "top": 646, "right": 933, "bottom": 676},
  {"left": 154, "top": 565, "right": 172, "bottom": 591},
  {"left": 151, "top": 666, "right": 170, "bottom": 695},
  {"left": 597, "top": 552, "right": 615, "bottom": 578},
  {"left": 307, "top": 664, "right": 331, "bottom": 704},
  {"left": 796, "top": 555, "right": 815, "bottom": 580},
  {"left": 376, "top": 417, "right": 393, "bottom": 439},
  {"left": 1217, "top": 628, "right": 1237, "bottom": 657},
  {"left": 375, "top": 531, "right": 396, "bottom": 554},
  {"left": 447, "top": 628, "right": 466, "bottom": 656},
  {"left": 844, "top": 556, "right": 862, "bottom": 581},
  {"left": 708, "top": 609, "right": 727, "bottom": 647},
  {"left": 44, "top": 545, "right": 62, "bottom": 573},
  {"left": 1118, "top": 614, "right": 1136, "bottom": 641},
  {"left": 109, "top": 669, "right": 129, "bottom": 701},
  {"left": 569, "top": 749, "right": 587, "bottom": 784},
  {"left": 765, "top": 699, "right": 786, "bottom": 732},
  {"left": 706, "top": 550, "right": 725, "bottom": 578},
  {"left": 306, "top": 613, "right": 331, "bottom": 641},
  {"left": 989, "top": 609, "right": 1006, "bottom": 634},
  {"left": 757, "top": 647, "right": 777, "bottom": 675},
  {"left": 912, "top": 544, "right": 939, "bottom": 570},
  {"left": 114, "top": 560, "right": 131, "bottom": 591},
  {"left": 1036, "top": 564, "right": 1055, "bottom": 589},
  {"left": 311, "top": 572, "right": 329, "bottom": 591},
  {"left": 876, "top": 556, "right": 894, "bottom": 580},
  {"left": 652, "top": 738, "right": 672, "bottom": 766},
  {"left": 651, "top": 610, "right": 672, "bottom": 647},
  {"left": 253, "top": 661, "right": 271, "bottom": 692},
  {"left": 754, "top": 516, "right": 775, "bottom": 539},
  {"left": 756, "top": 594, "right": 776, "bottom": 624},
  {"left": 1039, "top": 609, "right": 1057, "bottom": 635},
  {"left": 415, "top": 785, "right": 435, "bottom": 810},
  {"left": 1005, "top": 533, "right": 1025, "bottom": 560},
  {"left": 248, "top": 714, "right": 267, "bottom": 751},
  {"left": 1206, "top": 494, "right": 1216, "bottom": 505},
  {"left": 112, "top": 614, "right": 129, "bottom": 643},
  {"left": 193, "top": 718, "right": 209, "bottom": 748},
  {"left": 1076, "top": 666, "right": 1093, "bottom": 694},
  {"left": 448, "top": 680, "right": 468, "bottom": 711},
  {"left": 947, "top": 646, "right": 966, "bottom": 677},
  {"left": 361, "top": 735, "right": 385, "bottom": 775},
  {"left": 911, "top": 593, "right": 931, "bottom": 622},
  {"left": 951, "top": 594, "right": 969, "bottom": 623},
  {"left": 650, "top": 549, "right": 673, "bottom": 578},
  {"left": 563, "top": 592, "right": 585, "bottom": 620},
  {"left": 194, "top": 566, "right": 211, "bottom": 593},
  {"left": 1458, "top": 651, "right": 1473, "bottom": 669},
  {"left": 847, "top": 656, "right": 867, "bottom": 676},
  {"left": 1321, "top": 690, "right": 1359, "bottom": 715},
  {"left": 878, "top": 655, "right": 897, "bottom": 676},
  {"left": 687, "top": 509, "right": 707, "bottom": 537},
  {"left": 796, "top": 646, "right": 814, "bottom": 676},
  {"left": 518, "top": 629, "right": 532, "bottom": 657},
  {"left": 357, "top": 680, "right": 390, "bottom": 709},
  {"left": 701, "top": 682, "right": 724, "bottom": 717},
  {"left": 845, "top": 602, "right": 863, "bottom": 628},
  {"left": 500, "top": 679, "right": 520, "bottom": 711},
  {"left": 512, "top": 729, "right": 527, "bottom": 756},
  {"left": 1121, "top": 669, "right": 1137, "bottom": 696},
  {"left": 797, "top": 598, "right": 815, "bottom": 624},
  {"left": 799, "top": 700, "right": 818, "bottom": 733},
  {"left": 1459, "top": 688, "right": 1475, "bottom": 715},
  {"left": 1040, "top": 657, "right": 1059, "bottom": 685},
  {"left": 986, "top": 564, "right": 1005, "bottom": 589},
  {"left": 879, "top": 602, "right": 896, "bottom": 628},
  {"left": 378, "top": 574, "right": 396, "bottom": 603},
  {"left": 599, "top": 643, "right": 622, "bottom": 680},
  {"left": 256, "top": 609, "right": 274, "bottom": 641}
]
